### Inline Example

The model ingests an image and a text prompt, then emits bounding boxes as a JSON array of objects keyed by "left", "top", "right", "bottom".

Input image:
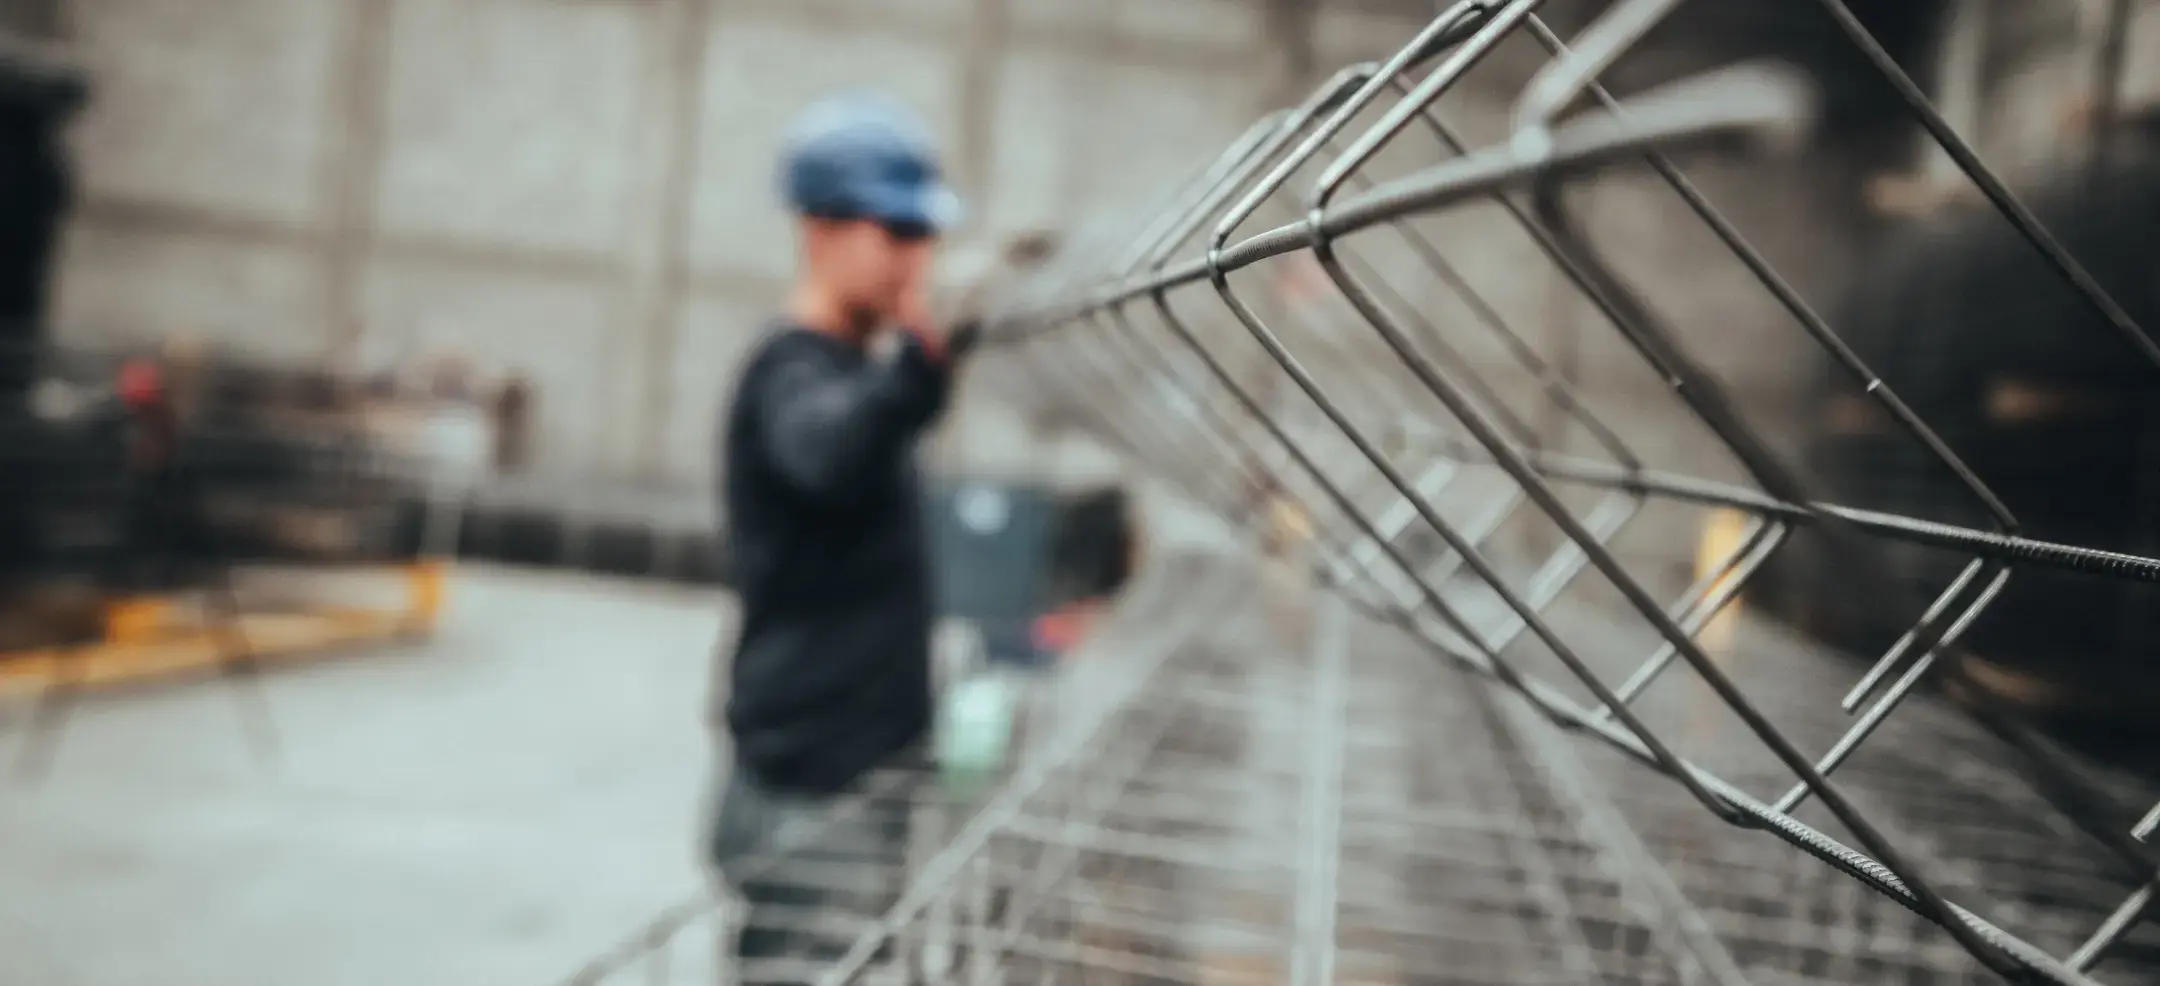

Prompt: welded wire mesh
[
  {"left": 959, "top": 0, "right": 2160, "bottom": 983},
  {"left": 565, "top": 551, "right": 1802, "bottom": 986}
]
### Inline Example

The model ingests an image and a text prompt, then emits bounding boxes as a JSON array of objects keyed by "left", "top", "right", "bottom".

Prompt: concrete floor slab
[{"left": 0, "top": 566, "right": 734, "bottom": 986}]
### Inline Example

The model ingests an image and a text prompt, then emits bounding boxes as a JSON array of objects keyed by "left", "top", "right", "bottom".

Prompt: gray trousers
[{"left": 703, "top": 754, "right": 923, "bottom": 985}]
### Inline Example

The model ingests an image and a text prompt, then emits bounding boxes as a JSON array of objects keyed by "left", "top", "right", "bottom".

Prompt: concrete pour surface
[{"left": 0, "top": 566, "right": 735, "bottom": 986}]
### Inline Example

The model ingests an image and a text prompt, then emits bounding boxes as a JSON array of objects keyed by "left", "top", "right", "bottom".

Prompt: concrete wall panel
[
  {"left": 656, "top": 293, "right": 769, "bottom": 484},
  {"left": 685, "top": 14, "right": 967, "bottom": 281},
  {"left": 47, "top": 0, "right": 1486, "bottom": 482},
  {"left": 747, "top": 0, "right": 974, "bottom": 37},
  {"left": 1009, "top": 0, "right": 1110, "bottom": 42},
  {"left": 980, "top": 47, "right": 1088, "bottom": 236},
  {"left": 51, "top": 226, "right": 331, "bottom": 361},
  {"left": 67, "top": 0, "right": 343, "bottom": 223},
  {"left": 375, "top": 0, "right": 651, "bottom": 255},
  {"left": 1113, "top": 0, "right": 1266, "bottom": 54},
  {"left": 1071, "top": 63, "right": 1253, "bottom": 215},
  {"left": 1316, "top": 4, "right": 1414, "bottom": 68},
  {"left": 358, "top": 261, "right": 615, "bottom": 470}
]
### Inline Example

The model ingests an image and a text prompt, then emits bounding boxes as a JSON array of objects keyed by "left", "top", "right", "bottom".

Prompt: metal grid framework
[
  {"left": 560, "top": 1, "right": 2160, "bottom": 983},
  {"left": 968, "top": 0, "right": 2160, "bottom": 981},
  {"left": 563, "top": 555, "right": 1813, "bottom": 986}
]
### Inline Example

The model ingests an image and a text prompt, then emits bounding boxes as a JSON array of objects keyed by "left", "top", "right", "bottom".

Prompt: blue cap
[{"left": 779, "top": 92, "right": 962, "bottom": 233}]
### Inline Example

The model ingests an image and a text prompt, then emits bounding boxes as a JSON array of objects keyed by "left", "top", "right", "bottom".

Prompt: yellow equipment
[{"left": 0, "top": 560, "right": 446, "bottom": 700}]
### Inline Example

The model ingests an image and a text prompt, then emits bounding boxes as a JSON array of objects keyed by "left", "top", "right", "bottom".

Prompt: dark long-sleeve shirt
[{"left": 716, "top": 322, "right": 952, "bottom": 795}]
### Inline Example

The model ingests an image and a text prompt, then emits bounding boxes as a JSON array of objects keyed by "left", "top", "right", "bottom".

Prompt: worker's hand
[
  {"left": 895, "top": 278, "right": 990, "bottom": 363},
  {"left": 893, "top": 282, "right": 940, "bottom": 352}
]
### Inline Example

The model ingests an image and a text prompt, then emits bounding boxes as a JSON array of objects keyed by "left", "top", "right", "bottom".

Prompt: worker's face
[{"left": 808, "top": 217, "right": 936, "bottom": 331}]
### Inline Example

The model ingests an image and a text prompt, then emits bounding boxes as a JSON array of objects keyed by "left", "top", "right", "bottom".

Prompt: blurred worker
[
  {"left": 490, "top": 371, "right": 532, "bottom": 474},
  {"left": 704, "top": 91, "right": 965, "bottom": 981},
  {"left": 113, "top": 353, "right": 205, "bottom": 592}
]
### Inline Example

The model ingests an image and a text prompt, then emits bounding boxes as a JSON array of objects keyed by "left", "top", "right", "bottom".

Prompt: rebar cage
[{"left": 563, "top": 1, "right": 2160, "bottom": 983}]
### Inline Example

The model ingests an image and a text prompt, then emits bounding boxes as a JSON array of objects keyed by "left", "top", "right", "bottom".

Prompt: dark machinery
[
  {"left": 1740, "top": 113, "right": 2160, "bottom": 740},
  {"left": 0, "top": 34, "right": 86, "bottom": 583},
  {"left": 0, "top": 41, "right": 442, "bottom": 688},
  {"left": 0, "top": 33, "right": 78, "bottom": 380}
]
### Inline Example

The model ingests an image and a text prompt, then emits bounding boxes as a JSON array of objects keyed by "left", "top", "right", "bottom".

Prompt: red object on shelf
[
  {"left": 1031, "top": 602, "right": 1103, "bottom": 656},
  {"left": 116, "top": 359, "right": 165, "bottom": 408}
]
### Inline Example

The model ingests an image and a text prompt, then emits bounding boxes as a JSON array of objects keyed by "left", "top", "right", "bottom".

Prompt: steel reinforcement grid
[{"left": 558, "top": 1, "right": 2160, "bottom": 984}]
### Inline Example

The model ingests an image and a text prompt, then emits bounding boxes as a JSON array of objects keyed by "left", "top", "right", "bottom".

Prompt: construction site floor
[
  {"left": 0, "top": 566, "right": 733, "bottom": 986},
  {"left": 6, "top": 556, "right": 2159, "bottom": 986}
]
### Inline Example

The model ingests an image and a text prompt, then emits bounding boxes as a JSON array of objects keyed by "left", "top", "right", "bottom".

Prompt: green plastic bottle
[{"left": 937, "top": 674, "right": 1015, "bottom": 800}]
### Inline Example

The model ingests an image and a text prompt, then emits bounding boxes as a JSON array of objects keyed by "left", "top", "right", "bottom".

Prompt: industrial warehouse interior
[{"left": 9, "top": 0, "right": 2160, "bottom": 984}]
